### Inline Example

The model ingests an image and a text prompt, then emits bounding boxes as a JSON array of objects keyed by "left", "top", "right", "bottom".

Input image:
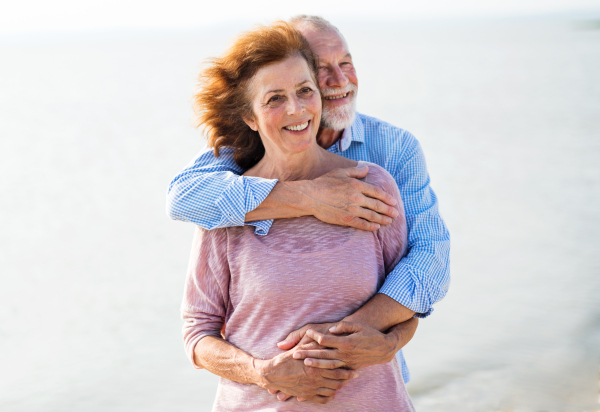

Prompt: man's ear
[{"left": 243, "top": 115, "right": 258, "bottom": 132}]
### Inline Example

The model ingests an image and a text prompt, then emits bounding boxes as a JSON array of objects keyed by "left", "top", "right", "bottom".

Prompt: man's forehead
[{"left": 300, "top": 27, "right": 350, "bottom": 57}]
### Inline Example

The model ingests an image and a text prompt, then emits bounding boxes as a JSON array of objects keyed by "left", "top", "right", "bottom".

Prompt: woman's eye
[
  {"left": 299, "top": 87, "right": 313, "bottom": 95},
  {"left": 267, "top": 95, "right": 282, "bottom": 105}
]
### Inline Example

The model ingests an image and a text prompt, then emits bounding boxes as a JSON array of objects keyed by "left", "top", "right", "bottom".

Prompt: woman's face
[{"left": 244, "top": 55, "right": 322, "bottom": 157}]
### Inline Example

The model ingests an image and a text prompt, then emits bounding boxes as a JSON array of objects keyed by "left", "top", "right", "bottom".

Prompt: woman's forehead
[{"left": 250, "top": 55, "right": 314, "bottom": 96}]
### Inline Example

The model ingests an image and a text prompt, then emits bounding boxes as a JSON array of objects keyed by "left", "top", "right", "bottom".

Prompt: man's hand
[
  {"left": 291, "top": 321, "right": 399, "bottom": 370},
  {"left": 306, "top": 166, "right": 399, "bottom": 231},
  {"left": 277, "top": 322, "right": 336, "bottom": 351},
  {"left": 245, "top": 166, "right": 398, "bottom": 230},
  {"left": 255, "top": 342, "right": 358, "bottom": 404}
]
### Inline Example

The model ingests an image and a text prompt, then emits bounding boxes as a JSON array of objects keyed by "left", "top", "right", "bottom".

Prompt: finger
[
  {"left": 297, "top": 397, "right": 306, "bottom": 402},
  {"left": 277, "top": 392, "right": 293, "bottom": 401},
  {"left": 315, "top": 387, "right": 337, "bottom": 397},
  {"left": 308, "top": 395, "right": 335, "bottom": 404},
  {"left": 348, "top": 204, "right": 394, "bottom": 226},
  {"left": 305, "top": 358, "right": 346, "bottom": 369},
  {"left": 277, "top": 325, "right": 310, "bottom": 350},
  {"left": 356, "top": 195, "right": 399, "bottom": 220},
  {"left": 356, "top": 180, "right": 396, "bottom": 206},
  {"left": 319, "top": 377, "right": 352, "bottom": 390},
  {"left": 321, "top": 368, "right": 360, "bottom": 380},
  {"left": 294, "top": 348, "right": 336, "bottom": 360},
  {"left": 306, "top": 329, "right": 348, "bottom": 349},
  {"left": 339, "top": 214, "right": 380, "bottom": 232},
  {"left": 268, "top": 389, "right": 277, "bottom": 395},
  {"left": 329, "top": 320, "right": 363, "bottom": 335},
  {"left": 342, "top": 165, "right": 369, "bottom": 179}
]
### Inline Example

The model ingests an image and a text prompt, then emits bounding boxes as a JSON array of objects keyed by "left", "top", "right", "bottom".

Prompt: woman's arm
[
  {"left": 193, "top": 335, "right": 357, "bottom": 404},
  {"left": 182, "top": 227, "right": 356, "bottom": 404}
]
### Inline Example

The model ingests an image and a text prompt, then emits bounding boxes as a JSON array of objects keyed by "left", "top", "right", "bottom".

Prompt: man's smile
[{"left": 324, "top": 92, "right": 349, "bottom": 100}]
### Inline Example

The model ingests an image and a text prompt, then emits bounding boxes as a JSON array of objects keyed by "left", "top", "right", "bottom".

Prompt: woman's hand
[{"left": 255, "top": 343, "right": 358, "bottom": 404}]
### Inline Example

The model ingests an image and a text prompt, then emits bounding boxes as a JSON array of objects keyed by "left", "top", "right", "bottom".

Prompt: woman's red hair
[{"left": 193, "top": 21, "right": 318, "bottom": 169}]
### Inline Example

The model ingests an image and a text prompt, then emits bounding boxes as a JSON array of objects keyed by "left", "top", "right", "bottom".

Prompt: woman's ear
[{"left": 243, "top": 116, "right": 258, "bottom": 132}]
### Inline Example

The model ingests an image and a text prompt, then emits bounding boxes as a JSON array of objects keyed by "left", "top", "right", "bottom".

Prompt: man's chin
[{"left": 321, "top": 104, "right": 357, "bottom": 131}]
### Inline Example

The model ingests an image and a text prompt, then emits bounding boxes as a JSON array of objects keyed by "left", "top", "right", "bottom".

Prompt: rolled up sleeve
[{"left": 379, "top": 133, "right": 451, "bottom": 317}]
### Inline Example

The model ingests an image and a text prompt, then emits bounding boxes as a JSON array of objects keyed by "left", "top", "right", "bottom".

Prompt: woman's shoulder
[{"left": 358, "top": 161, "right": 399, "bottom": 194}]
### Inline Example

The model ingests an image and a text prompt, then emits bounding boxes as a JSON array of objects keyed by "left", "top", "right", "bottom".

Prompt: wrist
[
  {"left": 251, "top": 358, "right": 272, "bottom": 388},
  {"left": 382, "top": 330, "right": 401, "bottom": 363},
  {"left": 286, "top": 180, "right": 316, "bottom": 217}
]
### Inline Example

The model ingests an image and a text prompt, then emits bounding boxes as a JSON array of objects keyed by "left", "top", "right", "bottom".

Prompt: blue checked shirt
[{"left": 167, "top": 113, "right": 451, "bottom": 382}]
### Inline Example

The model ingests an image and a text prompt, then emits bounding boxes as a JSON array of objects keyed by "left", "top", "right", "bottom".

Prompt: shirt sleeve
[
  {"left": 378, "top": 132, "right": 451, "bottom": 317},
  {"left": 367, "top": 166, "right": 409, "bottom": 274},
  {"left": 181, "top": 226, "right": 231, "bottom": 369},
  {"left": 166, "top": 147, "right": 277, "bottom": 235}
]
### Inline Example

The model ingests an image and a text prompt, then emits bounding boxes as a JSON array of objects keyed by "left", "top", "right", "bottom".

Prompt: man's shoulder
[{"left": 355, "top": 113, "right": 418, "bottom": 152}]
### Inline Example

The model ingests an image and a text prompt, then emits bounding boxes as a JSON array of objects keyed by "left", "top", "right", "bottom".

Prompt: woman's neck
[{"left": 244, "top": 142, "right": 355, "bottom": 181}]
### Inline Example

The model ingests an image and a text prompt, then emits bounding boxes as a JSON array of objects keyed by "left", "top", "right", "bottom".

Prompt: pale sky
[{"left": 2, "top": 0, "right": 599, "bottom": 34}]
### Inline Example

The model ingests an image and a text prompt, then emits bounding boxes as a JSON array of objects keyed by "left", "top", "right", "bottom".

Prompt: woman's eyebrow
[{"left": 265, "top": 80, "right": 312, "bottom": 95}]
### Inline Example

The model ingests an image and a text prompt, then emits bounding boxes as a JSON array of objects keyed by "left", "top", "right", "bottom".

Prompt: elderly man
[{"left": 167, "top": 15, "right": 450, "bottom": 400}]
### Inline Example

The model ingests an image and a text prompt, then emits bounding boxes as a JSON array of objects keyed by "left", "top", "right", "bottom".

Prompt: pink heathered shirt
[{"left": 181, "top": 162, "right": 415, "bottom": 411}]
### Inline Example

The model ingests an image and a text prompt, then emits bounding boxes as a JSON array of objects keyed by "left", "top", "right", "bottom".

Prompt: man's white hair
[{"left": 288, "top": 15, "right": 342, "bottom": 36}]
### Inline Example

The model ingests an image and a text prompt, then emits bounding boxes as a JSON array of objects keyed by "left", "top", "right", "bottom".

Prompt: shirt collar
[{"left": 336, "top": 114, "right": 365, "bottom": 152}]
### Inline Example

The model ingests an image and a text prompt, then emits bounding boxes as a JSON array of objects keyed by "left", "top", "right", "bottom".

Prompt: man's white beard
[{"left": 320, "top": 85, "right": 358, "bottom": 131}]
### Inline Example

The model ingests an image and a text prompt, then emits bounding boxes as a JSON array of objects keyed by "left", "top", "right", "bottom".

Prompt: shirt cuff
[
  {"left": 378, "top": 265, "right": 433, "bottom": 318},
  {"left": 214, "top": 176, "right": 278, "bottom": 230}
]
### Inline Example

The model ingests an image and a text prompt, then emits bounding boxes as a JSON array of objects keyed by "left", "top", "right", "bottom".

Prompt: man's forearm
[
  {"left": 387, "top": 317, "right": 418, "bottom": 353},
  {"left": 342, "top": 293, "right": 415, "bottom": 332},
  {"left": 245, "top": 181, "right": 312, "bottom": 222}
]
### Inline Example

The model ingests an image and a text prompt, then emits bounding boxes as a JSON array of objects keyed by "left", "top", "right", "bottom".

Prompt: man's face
[{"left": 300, "top": 27, "right": 358, "bottom": 131}]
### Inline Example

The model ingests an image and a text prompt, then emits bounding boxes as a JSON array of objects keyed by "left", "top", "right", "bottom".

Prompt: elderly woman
[{"left": 181, "top": 22, "right": 414, "bottom": 411}]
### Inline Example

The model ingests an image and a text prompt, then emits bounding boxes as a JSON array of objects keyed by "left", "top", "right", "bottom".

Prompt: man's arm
[
  {"left": 378, "top": 133, "right": 451, "bottom": 317},
  {"left": 167, "top": 148, "right": 398, "bottom": 233},
  {"left": 276, "top": 132, "right": 451, "bottom": 374},
  {"left": 278, "top": 294, "right": 417, "bottom": 370}
]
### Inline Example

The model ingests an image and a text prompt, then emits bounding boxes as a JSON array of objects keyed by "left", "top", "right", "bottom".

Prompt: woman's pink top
[{"left": 181, "top": 162, "right": 415, "bottom": 411}]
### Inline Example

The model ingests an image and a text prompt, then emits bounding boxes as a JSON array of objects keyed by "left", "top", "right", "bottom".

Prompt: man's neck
[{"left": 316, "top": 128, "right": 344, "bottom": 150}]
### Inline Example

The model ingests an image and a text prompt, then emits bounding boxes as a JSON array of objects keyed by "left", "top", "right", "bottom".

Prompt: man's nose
[{"left": 326, "top": 66, "right": 349, "bottom": 89}]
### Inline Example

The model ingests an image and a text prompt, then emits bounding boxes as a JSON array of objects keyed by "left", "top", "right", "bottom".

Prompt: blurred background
[{"left": 1, "top": 1, "right": 599, "bottom": 411}]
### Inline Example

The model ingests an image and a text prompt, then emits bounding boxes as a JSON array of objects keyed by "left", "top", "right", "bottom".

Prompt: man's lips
[{"left": 323, "top": 92, "right": 349, "bottom": 100}]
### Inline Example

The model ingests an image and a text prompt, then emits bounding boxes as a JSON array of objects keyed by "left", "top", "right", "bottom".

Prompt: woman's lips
[{"left": 283, "top": 120, "right": 310, "bottom": 132}]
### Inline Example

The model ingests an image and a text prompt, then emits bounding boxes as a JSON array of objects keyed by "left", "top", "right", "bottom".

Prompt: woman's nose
[{"left": 286, "top": 95, "right": 305, "bottom": 115}]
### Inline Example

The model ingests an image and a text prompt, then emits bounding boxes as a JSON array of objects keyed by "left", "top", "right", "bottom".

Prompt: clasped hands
[{"left": 255, "top": 321, "right": 398, "bottom": 404}]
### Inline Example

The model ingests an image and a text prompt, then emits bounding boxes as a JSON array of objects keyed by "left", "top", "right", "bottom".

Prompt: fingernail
[
  {"left": 277, "top": 393, "right": 285, "bottom": 400},
  {"left": 390, "top": 198, "right": 397, "bottom": 205},
  {"left": 293, "top": 352, "right": 301, "bottom": 359},
  {"left": 352, "top": 373, "right": 359, "bottom": 379},
  {"left": 305, "top": 359, "right": 313, "bottom": 366},
  {"left": 385, "top": 217, "right": 392, "bottom": 224}
]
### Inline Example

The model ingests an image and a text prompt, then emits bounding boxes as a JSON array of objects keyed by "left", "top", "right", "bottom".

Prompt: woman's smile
[{"left": 283, "top": 120, "right": 310, "bottom": 132}]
